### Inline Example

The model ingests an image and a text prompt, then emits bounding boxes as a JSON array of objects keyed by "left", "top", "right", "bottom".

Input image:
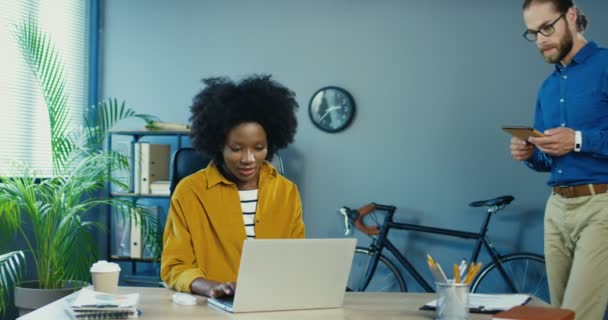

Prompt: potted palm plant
[{"left": 0, "top": 19, "right": 159, "bottom": 315}]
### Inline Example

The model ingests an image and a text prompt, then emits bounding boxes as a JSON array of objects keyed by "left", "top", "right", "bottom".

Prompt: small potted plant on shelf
[{"left": 0, "top": 19, "right": 159, "bottom": 315}]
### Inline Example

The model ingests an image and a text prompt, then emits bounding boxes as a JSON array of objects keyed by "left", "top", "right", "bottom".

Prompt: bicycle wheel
[
  {"left": 348, "top": 247, "right": 406, "bottom": 292},
  {"left": 471, "top": 253, "right": 549, "bottom": 303}
]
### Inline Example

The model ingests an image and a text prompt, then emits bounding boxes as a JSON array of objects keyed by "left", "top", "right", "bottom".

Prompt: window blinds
[{"left": 0, "top": 0, "right": 89, "bottom": 177}]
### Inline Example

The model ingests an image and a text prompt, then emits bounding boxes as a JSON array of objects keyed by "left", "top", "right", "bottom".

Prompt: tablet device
[{"left": 502, "top": 126, "right": 545, "bottom": 140}]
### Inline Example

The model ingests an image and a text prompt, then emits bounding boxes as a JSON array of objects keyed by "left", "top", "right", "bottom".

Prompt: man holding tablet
[{"left": 510, "top": 0, "right": 608, "bottom": 319}]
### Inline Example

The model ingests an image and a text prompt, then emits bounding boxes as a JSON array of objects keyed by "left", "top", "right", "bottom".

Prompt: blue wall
[{"left": 100, "top": 0, "right": 608, "bottom": 292}]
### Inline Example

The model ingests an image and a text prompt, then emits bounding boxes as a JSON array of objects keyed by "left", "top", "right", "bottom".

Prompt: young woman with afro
[{"left": 161, "top": 75, "right": 306, "bottom": 298}]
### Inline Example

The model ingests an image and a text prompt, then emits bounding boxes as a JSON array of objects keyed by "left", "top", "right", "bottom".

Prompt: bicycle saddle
[{"left": 468, "top": 195, "right": 514, "bottom": 207}]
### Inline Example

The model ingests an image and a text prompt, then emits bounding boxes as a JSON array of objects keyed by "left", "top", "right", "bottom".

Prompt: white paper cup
[{"left": 90, "top": 261, "right": 121, "bottom": 293}]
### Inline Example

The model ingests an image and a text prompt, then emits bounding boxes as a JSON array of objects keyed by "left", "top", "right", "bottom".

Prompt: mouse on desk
[{"left": 172, "top": 292, "right": 202, "bottom": 306}]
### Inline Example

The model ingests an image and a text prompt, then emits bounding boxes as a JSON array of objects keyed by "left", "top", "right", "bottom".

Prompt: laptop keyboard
[{"left": 213, "top": 296, "right": 234, "bottom": 308}]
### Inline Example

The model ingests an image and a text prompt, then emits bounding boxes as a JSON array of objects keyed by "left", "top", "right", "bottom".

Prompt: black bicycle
[{"left": 339, "top": 195, "right": 549, "bottom": 302}]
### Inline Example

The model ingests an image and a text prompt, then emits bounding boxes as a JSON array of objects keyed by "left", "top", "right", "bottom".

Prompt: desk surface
[{"left": 18, "top": 287, "right": 548, "bottom": 320}]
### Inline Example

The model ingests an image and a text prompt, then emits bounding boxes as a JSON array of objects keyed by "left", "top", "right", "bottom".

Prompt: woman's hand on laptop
[
  {"left": 209, "top": 282, "right": 236, "bottom": 298},
  {"left": 190, "top": 278, "right": 237, "bottom": 297}
]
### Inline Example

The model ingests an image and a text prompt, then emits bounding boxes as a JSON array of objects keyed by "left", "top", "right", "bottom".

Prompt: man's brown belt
[{"left": 552, "top": 184, "right": 608, "bottom": 198}]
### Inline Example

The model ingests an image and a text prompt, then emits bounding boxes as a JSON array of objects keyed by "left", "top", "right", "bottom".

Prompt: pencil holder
[{"left": 435, "top": 281, "right": 469, "bottom": 320}]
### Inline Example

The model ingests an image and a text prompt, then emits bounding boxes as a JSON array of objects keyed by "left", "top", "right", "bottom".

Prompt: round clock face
[{"left": 308, "top": 86, "right": 356, "bottom": 133}]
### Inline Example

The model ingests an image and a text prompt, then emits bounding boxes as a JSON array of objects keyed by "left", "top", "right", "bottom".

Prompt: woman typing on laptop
[{"left": 161, "top": 75, "right": 306, "bottom": 298}]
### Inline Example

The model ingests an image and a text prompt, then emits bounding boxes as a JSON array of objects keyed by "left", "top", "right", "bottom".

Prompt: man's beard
[{"left": 540, "top": 27, "right": 574, "bottom": 64}]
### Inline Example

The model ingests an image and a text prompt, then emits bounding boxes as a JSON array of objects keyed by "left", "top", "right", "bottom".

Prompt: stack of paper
[
  {"left": 423, "top": 293, "right": 531, "bottom": 313},
  {"left": 67, "top": 288, "right": 140, "bottom": 319},
  {"left": 149, "top": 180, "right": 170, "bottom": 195}
]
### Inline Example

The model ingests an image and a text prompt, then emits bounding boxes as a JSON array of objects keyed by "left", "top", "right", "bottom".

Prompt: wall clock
[{"left": 308, "top": 86, "right": 355, "bottom": 133}]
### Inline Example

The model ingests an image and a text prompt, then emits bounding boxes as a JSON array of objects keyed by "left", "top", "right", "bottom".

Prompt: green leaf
[{"left": 0, "top": 251, "right": 25, "bottom": 316}]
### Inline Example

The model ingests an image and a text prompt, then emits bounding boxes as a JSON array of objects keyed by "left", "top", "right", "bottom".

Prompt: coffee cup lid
[{"left": 90, "top": 260, "right": 121, "bottom": 273}]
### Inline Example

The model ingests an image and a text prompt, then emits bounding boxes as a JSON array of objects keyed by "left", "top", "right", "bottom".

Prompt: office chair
[
  {"left": 169, "top": 148, "right": 211, "bottom": 195},
  {"left": 169, "top": 148, "right": 285, "bottom": 195},
  {"left": 162, "top": 148, "right": 284, "bottom": 288}
]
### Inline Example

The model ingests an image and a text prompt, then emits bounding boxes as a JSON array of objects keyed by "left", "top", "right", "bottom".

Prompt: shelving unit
[{"left": 106, "top": 129, "right": 190, "bottom": 286}]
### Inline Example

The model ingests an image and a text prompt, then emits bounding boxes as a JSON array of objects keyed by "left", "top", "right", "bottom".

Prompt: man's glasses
[{"left": 523, "top": 14, "right": 565, "bottom": 42}]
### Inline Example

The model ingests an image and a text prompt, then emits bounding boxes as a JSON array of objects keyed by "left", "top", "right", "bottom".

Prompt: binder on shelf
[
  {"left": 142, "top": 205, "right": 161, "bottom": 259},
  {"left": 130, "top": 212, "right": 142, "bottom": 259},
  {"left": 133, "top": 142, "right": 142, "bottom": 194},
  {"left": 111, "top": 207, "right": 131, "bottom": 258},
  {"left": 139, "top": 143, "right": 170, "bottom": 194},
  {"left": 110, "top": 139, "right": 132, "bottom": 193}
]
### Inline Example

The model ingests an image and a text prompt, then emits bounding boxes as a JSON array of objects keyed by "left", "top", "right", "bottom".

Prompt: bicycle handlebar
[{"left": 340, "top": 203, "right": 396, "bottom": 236}]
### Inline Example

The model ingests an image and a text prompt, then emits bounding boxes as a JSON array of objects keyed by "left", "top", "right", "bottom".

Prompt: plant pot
[{"left": 14, "top": 280, "right": 88, "bottom": 316}]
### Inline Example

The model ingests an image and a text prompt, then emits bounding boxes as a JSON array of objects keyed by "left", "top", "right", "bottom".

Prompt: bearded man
[{"left": 510, "top": 0, "right": 608, "bottom": 318}]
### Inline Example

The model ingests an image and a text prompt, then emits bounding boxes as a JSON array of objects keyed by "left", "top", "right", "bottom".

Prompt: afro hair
[{"left": 189, "top": 74, "right": 298, "bottom": 165}]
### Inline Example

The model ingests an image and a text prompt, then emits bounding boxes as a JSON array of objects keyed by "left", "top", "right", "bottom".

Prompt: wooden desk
[{"left": 18, "top": 287, "right": 548, "bottom": 320}]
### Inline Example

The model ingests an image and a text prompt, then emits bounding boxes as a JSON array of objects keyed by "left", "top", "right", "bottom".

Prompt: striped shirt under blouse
[{"left": 239, "top": 189, "right": 258, "bottom": 239}]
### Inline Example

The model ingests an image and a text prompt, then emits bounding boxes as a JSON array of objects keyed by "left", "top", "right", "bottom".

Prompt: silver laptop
[{"left": 207, "top": 238, "right": 356, "bottom": 313}]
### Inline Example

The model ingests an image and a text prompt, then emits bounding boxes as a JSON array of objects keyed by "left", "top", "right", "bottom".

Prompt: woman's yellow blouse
[{"left": 161, "top": 161, "right": 305, "bottom": 292}]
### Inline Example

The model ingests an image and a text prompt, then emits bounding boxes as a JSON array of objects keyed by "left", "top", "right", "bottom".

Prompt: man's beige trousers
[{"left": 545, "top": 192, "right": 608, "bottom": 319}]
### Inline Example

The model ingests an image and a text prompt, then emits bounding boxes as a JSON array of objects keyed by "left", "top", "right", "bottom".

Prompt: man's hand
[
  {"left": 510, "top": 136, "right": 535, "bottom": 161},
  {"left": 528, "top": 127, "right": 575, "bottom": 156}
]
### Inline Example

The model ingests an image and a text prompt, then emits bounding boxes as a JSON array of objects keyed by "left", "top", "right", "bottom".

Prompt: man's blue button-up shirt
[{"left": 526, "top": 41, "right": 608, "bottom": 186}]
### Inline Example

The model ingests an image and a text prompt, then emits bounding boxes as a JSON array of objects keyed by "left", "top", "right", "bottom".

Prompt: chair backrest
[
  {"left": 169, "top": 148, "right": 211, "bottom": 195},
  {"left": 169, "top": 148, "right": 285, "bottom": 195}
]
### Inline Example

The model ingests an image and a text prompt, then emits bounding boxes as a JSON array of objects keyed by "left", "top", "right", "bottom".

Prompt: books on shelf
[
  {"left": 149, "top": 180, "right": 170, "bottom": 196},
  {"left": 110, "top": 141, "right": 171, "bottom": 196},
  {"left": 68, "top": 287, "right": 140, "bottom": 319},
  {"left": 492, "top": 305, "right": 575, "bottom": 320},
  {"left": 113, "top": 143, "right": 170, "bottom": 195},
  {"left": 138, "top": 143, "right": 170, "bottom": 195}
]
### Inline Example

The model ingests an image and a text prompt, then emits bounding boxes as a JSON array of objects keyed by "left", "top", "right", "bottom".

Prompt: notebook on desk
[
  {"left": 207, "top": 238, "right": 357, "bottom": 313},
  {"left": 492, "top": 305, "right": 575, "bottom": 320}
]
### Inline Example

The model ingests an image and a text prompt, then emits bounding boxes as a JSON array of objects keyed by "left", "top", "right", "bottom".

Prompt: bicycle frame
[{"left": 359, "top": 204, "right": 520, "bottom": 293}]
